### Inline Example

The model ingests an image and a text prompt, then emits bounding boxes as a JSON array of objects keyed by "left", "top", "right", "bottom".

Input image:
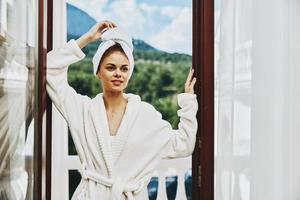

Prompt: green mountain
[
  {"left": 67, "top": 3, "right": 96, "bottom": 37},
  {"left": 133, "top": 39, "right": 158, "bottom": 51},
  {"left": 67, "top": 33, "right": 191, "bottom": 64}
]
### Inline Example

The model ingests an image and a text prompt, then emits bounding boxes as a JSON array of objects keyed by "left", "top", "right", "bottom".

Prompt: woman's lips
[{"left": 111, "top": 80, "right": 123, "bottom": 85}]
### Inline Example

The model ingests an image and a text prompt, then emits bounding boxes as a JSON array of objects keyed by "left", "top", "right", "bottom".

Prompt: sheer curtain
[
  {"left": 0, "top": 0, "right": 36, "bottom": 199},
  {"left": 215, "top": 0, "right": 300, "bottom": 199}
]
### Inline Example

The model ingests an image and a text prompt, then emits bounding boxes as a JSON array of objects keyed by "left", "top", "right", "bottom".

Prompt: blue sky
[
  {"left": 66, "top": 0, "right": 192, "bottom": 55},
  {"left": 136, "top": 0, "right": 191, "bottom": 7}
]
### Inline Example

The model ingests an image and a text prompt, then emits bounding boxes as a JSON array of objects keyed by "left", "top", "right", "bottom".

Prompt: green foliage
[
  {"left": 67, "top": 37, "right": 192, "bottom": 128},
  {"left": 153, "top": 97, "right": 180, "bottom": 128},
  {"left": 133, "top": 49, "right": 191, "bottom": 63},
  {"left": 68, "top": 70, "right": 101, "bottom": 98}
]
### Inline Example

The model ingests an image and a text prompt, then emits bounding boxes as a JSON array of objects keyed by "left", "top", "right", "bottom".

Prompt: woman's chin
[
  {"left": 103, "top": 83, "right": 127, "bottom": 93},
  {"left": 107, "top": 87, "right": 124, "bottom": 93}
]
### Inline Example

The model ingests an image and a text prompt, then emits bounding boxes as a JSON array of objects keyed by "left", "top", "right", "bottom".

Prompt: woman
[{"left": 47, "top": 20, "right": 198, "bottom": 200}]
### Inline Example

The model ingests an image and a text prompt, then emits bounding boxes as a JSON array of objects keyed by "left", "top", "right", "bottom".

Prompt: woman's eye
[
  {"left": 121, "top": 67, "right": 128, "bottom": 72},
  {"left": 106, "top": 66, "right": 114, "bottom": 71}
]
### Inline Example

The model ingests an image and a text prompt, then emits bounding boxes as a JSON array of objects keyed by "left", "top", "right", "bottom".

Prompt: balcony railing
[{"left": 147, "top": 156, "right": 192, "bottom": 200}]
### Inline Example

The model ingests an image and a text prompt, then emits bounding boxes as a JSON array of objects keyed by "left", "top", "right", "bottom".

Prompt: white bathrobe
[{"left": 46, "top": 39, "right": 198, "bottom": 200}]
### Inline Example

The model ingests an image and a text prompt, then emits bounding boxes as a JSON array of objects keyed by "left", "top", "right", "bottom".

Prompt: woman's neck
[{"left": 102, "top": 91, "right": 127, "bottom": 110}]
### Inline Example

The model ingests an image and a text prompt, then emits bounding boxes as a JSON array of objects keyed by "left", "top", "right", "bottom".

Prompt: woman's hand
[
  {"left": 184, "top": 67, "right": 196, "bottom": 94},
  {"left": 76, "top": 20, "right": 116, "bottom": 49}
]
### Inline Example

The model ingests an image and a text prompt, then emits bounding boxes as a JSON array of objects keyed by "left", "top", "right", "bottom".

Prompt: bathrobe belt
[{"left": 80, "top": 165, "right": 144, "bottom": 200}]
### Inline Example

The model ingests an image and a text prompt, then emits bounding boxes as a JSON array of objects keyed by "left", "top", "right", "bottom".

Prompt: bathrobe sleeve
[
  {"left": 161, "top": 93, "right": 198, "bottom": 159},
  {"left": 46, "top": 39, "right": 89, "bottom": 122}
]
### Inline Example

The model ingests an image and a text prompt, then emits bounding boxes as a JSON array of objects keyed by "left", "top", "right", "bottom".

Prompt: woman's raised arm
[
  {"left": 76, "top": 20, "right": 116, "bottom": 49},
  {"left": 46, "top": 20, "right": 116, "bottom": 121},
  {"left": 161, "top": 67, "right": 198, "bottom": 158}
]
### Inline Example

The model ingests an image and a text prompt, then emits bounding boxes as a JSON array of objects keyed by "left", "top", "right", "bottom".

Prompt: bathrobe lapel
[
  {"left": 89, "top": 94, "right": 114, "bottom": 176},
  {"left": 111, "top": 93, "right": 141, "bottom": 165},
  {"left": 89, "top": 93, "right": 141, "bottom": 177}
]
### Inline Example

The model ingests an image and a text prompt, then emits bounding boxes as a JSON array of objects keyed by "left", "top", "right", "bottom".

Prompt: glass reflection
[{"left": 0, "top": 0, "right": 36, "bottom": 199}]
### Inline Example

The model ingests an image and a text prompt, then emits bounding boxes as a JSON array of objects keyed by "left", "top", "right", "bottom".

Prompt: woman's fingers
[
  {"left": 106, "top": 22, "right": 114, "bottom": 28},
  {"left": 185, "top": 67, "right": 194, "bottom": 85},
  {"left": 101, "top": 21, "right": 111, "bottom": 29},
  {"left": 185, "top": 67, "right": 196, "bottom": 94},
  {"left": 83, "top": 20, "right": 116, "bottom": 45},
  {"left": 188, "top": 67, "right": 194, "bottom": 82},
  {"left": 87, "top": 20, "right": 116, "bottom": 41},
  {"left": 105, "top": 20, "right": 116, "bottom": 28},
  {"left": 185, "top": 78, "right": 196, "bottom": 93},
  {"left": 108, "top": 21, "right": 117, "bottom": 28},
  {"left": 190, "top": 77, "right": 196, "bottom": 88},
  {"left": 98, "top": 20, "right": 116, "bottom": 32}
]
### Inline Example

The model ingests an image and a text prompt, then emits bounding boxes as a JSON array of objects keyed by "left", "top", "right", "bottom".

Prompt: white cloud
[
  {"left": 160, "top": 6, "right": 182, "bottom": 19},
  {"left": 66, "top": 0, "right": 192, "bottom": 54},
  {"left": 139, "top": 3, "right": 159, "bottom": 15},
  {"left": 139, "top": 4, "right": 183, "bottom": 20},
  {"left": 66, "top": 0, "right": 147, "bottom": 38},
  {"left": 109, "top": 0, "right": 146, "bottom": 32},
  {"left": 149, "top": 7, "right": 192, "bottom": 54}
]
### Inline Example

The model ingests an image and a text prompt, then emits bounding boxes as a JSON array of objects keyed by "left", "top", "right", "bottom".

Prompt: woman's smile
[{"left": 111, "top": 79, "right": 123, "bottom": 86}]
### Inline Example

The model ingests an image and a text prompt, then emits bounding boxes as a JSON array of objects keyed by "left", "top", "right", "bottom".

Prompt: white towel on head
[{"left": 92, "top": 27, "right": 134, "bottom": 79}]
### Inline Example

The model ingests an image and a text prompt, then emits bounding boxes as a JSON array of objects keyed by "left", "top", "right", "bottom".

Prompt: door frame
[
  {"left": 34, "top": 0, "right": 53, "bottom": 199},
  {"left": 192, "top": 0, "right": 214, "bottom": 199},
  {"left": 44, "top": 0, "right": 215, "bottom": 199}
]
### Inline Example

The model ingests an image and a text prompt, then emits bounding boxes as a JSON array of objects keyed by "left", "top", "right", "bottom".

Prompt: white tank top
[{"left": 109, "top": 135, "right": 122, "bottom": 163}]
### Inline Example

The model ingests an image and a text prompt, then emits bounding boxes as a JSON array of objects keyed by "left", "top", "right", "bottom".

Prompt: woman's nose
[{"left": 114, "top": 69, "right": 121, "bottom": 77}]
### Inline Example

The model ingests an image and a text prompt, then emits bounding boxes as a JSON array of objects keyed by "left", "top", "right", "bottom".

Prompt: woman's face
[{"left": 97, "top": 49, "right": 130, "bottom": 93}]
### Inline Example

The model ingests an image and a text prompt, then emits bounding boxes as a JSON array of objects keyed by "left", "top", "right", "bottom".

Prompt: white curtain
[
  {"left": 215, "top": 0, "right": 300, "bottom": 199},
  {"left": 0, "top": 0, "right": 36, "bottom": 199}
]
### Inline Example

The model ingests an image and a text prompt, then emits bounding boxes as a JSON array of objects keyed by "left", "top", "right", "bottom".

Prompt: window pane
[
  {"left": 65, "top": 1, "right": 193, "bottom": 199},
  {"left": 68, "top": 128, "right": 77, "bottom": 155},
  {"left": 68, "top": 170, "right": 81, "bottom": 200}
]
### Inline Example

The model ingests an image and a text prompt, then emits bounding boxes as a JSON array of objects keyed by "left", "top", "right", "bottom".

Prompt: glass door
[
  {"left": 50, "top": 0, "right": 195, "bottom": 199},
  {"left": 0, "top": 0, "right": 49, "bottom": 199}
]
